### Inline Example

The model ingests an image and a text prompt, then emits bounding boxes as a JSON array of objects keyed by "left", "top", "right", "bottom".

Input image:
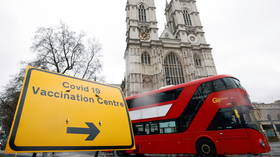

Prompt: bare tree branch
[{"left": 0, "top": 22, "right": 104, "bottom": 141}]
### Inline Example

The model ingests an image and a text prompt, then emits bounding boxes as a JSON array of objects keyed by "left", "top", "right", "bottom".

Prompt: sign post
[{"left": 5, "top": 67, "right": 134, "bottom": 153}]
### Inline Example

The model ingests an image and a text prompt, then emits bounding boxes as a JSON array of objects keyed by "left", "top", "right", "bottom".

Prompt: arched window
[
  {"left": 194, "top": 53, "right": 202, "bottom": 67},
  {"left": 164, "top": 53, "right": 185, "bottom": 85},
  {"left": 141, "top": 52, "right": 150, "bottom": 65},
  {"left": 183, "top": 10, "right": 192, "bottom": 26},
  {"left": 138, "top": 4, "right": 146, "bottom": 22}
]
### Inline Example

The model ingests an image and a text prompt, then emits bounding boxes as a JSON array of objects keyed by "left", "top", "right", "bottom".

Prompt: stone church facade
[
  {"left": 124, "top": 0, "right": 217, "bottom": 96},
  {"left": 253, "top": 101, "right": 280, "bottom": 141}
]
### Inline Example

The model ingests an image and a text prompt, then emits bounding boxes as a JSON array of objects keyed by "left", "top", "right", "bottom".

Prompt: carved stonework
[
  {"left": 186, "top": 27, "right": 196, "bottom": 35},
  {"left": 142, "top": 75, "right": 153, "bottom": 89}
]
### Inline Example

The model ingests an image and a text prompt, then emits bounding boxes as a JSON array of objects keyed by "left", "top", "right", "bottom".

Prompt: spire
[{"left": 165, "top": 0, "right": 168, "bottom": 8}]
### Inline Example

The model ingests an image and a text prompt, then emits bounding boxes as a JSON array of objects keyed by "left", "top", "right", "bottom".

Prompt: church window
[
  {"left": 141, "top": 52, "right": 151, "bottom": 65},
  {"left": 194, "top": 53, "right": 202, "bottom": 67},
  {"left": 183, "top": 10, "right": 192, "bottom": 26},
  {"left": 138, "top": 4, "right": 147, "bottom": 22},
  {"left": 164, "top": 53, "right": 185, "bottom": 85}
]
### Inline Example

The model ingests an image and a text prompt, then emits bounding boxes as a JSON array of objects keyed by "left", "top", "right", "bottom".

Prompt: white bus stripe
[{"left": 129, "top": 104, "right": 172, "bottom": 120}]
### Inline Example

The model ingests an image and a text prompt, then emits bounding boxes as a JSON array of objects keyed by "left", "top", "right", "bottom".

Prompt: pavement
[{"left": 0, "top": 142, "right": 279, "bottom": 157}]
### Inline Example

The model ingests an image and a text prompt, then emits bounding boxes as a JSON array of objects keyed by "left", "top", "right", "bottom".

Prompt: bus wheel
[{"left": 196, "top": 138, "right": 216, "bottom": 157}]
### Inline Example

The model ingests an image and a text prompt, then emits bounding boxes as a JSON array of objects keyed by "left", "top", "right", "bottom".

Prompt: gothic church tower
[{"left": 124, "top": 0, "right": 217, "bottom": 96}]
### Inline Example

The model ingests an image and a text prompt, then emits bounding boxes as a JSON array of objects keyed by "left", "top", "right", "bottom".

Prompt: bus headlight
[{"left": 259, "top": 139, "right": 266, "bottom": 148}]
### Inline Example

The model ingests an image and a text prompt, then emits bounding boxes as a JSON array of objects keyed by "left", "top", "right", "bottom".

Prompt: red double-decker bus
[{"left": 125, "top": 75, "right": 270, "bottom": 157}]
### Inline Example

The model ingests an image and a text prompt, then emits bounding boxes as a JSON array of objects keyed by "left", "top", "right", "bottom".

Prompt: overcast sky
[{"left": 0, "top": 0, "right": 279, "bottom": 103}]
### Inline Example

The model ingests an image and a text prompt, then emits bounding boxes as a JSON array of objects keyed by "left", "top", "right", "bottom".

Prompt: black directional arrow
[{"left": 67, "top": 122, "right": 100, "bottom": 141}]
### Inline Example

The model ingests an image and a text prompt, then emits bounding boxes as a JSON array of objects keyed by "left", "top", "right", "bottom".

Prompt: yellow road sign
[{"left": 5, "top": 67, "right": 135, "bottom": 153}]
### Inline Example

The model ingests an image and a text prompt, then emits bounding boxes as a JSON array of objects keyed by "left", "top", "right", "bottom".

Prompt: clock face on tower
[
  {"left": 140, "top": 32, "right": 150, "bottom": 40},
  {"left": 190, "top": 36, "right": 196, "bottom": 42},
  {"left": 139, "top": 25, "right": 151, "bottom": 40},
  {"left": 188, "top": 34, "right": 199, "bottom": 44}
]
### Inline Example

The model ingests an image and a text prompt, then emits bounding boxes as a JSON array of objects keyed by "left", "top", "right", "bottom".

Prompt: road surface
[{"left": 0, "top": 142, "right": 279, "bottom": 157}]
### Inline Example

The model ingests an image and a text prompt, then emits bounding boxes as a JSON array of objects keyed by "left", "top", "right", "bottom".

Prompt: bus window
[
  {"left": 193, "top": 81, "right": 213, "bottom": 100},
  {"left": 127, "top": 88, "right": 183, "bottom": 108},
  {"left": 133, "top": 121, "right": 176, "bottom": 135},
  {"left": 145, "top": 123, "right": 150, "bottom": 135},
  {"left": 213, "top": 79, "right": 227, "bottom": 92},
  {"left": 159, "top": 121, "right": 176, "bottom": 134},
  {"left": 232, "top": 78, "right": 244, "bottom": 89},
  {"left": 157, "top": 88, "right": 183, "bottom": 102},
  {"left": 150, "top": 122, "right": 159, "bottom": 134},
  {"left": 208, "top": 108, "right": 242, "bottom": 130},
  {"left": 202, "top": 81, "right": 213, "bottom": 95},
  {"left": 133, "top": 123, "right": 145, "bottom": 135},
  {"left": 223, "top": 77, "right": 238, "bottom": 89}
]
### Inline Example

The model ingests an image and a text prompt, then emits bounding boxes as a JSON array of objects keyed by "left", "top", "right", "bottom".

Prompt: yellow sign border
[{"left": 6, "top": 67, "right": 134, "bottom": 152}]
